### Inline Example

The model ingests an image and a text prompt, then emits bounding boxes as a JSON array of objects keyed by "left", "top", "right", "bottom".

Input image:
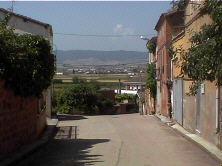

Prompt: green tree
[
  {"left": 146, "top": 62, "right": 157, "bottom": 99},
  {"left": 79, "top": 77, "right": 87, "bottom": 83},
  {"left": 0, "top": 14, "right": 55, "bottom": 97},
  {"left": 171, "top": 0, "right": 189, "bottom": 11},
  {"left": 89, "top": 79, "right": 100, "bottom": 90},
  {"left": 180, "top": 1, "right": 222, "bottom": 95},
  {"left": 53, "top": 84, "right": 105, "bottom": 115},
  {"left": 115, "top": 93, "right": 136, "bottom": 103},
  {"left": 146, "top": 41, "right": 156, "bottom": 53},
  {"left": 72, "top": 76, "right": 79, "bottom": 84}
]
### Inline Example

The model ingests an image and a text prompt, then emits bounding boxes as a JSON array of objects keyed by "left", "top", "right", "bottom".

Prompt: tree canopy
[
  {"left": 53, "top": 84, "right": 114, "bottom": 115},
  {"left": 146, "top": 62, "right": 157, "bottom": 98},
  {"left": 0, "top": 14, "right": 55, "bottom": 97},
  {"left": 180, "top": 1, "right": 222, "bottom": 95}
]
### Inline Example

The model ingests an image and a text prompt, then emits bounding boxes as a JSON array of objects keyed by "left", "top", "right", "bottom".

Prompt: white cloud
[{"left": 113, "top": 24, "right": 134, "bottom": 36}]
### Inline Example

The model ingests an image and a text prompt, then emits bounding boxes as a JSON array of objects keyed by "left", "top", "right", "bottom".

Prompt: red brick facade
[
  {"left": 155, "top": 10, "right": 184, "bottom": 117},
  {"left": 97, "top": 89, "right": 115, "bottom": 101},
  {"left": 0, "top": 79, "right": 38, "bottom": 155}
]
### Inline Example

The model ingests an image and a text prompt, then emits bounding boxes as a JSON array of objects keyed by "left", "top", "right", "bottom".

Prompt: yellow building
[{"left": 171, "top": 1, "right": 221, "bottom": 148}]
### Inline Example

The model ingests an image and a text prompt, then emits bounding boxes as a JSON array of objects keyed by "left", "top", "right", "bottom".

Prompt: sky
[{"left": 0, "top": 1, "right": 172, "bottom": 52}]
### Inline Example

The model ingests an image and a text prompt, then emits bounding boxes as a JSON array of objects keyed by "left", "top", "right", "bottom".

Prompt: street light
[
  {"left": 140, "top": 36, "right": 151, "bottom": 63},
  {"left": 140, "top": 36, "right": 150, "bottom": 41}
]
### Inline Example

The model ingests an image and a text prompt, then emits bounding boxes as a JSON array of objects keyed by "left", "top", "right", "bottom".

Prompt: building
[
  {"left": 123, "top": 76, "right": 146, "bottom": 91},
  {"left": 0, "top": 8, "right": 53, "bottom": 155},
  {"left": 154, "top": 9, "right": 184, "bottom": 118},
  {"left": 171, "top": 1, "right": 222, "bottom": 149},
  {"left": 97, "top": 89, "right": 115, "bottom": 101}
]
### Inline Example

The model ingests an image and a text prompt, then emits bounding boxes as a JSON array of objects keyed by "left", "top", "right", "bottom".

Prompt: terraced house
[
  {"left": 150, "top": 0, "right": 222, "bottom": 150},
  {"left": 170, "top": 1, "right": 222, "bottom": 149},
  {"left": 154, "top": 9, "right": 184, "bottom": 118}
]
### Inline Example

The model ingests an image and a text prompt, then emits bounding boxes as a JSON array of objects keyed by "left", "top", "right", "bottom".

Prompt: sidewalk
[
  {"left": 155, "top": 114, "right": 222, "bottom": 164},
  {"left": 0, "top": 116, "right": 58, "bottom": 166}
]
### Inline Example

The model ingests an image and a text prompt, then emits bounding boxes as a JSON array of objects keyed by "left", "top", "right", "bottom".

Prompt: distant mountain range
[{"left": 55, "top": 50, "right": 149, "bottom": 66}]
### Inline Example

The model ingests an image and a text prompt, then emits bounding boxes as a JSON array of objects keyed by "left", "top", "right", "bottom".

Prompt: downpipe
[{"left": 215, "top": 85, "right": 220, "bottom": 134}]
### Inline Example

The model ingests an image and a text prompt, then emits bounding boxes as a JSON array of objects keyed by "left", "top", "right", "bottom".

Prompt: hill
[{"left": 56, "top": 50, "right": 149, "bottom": 66}]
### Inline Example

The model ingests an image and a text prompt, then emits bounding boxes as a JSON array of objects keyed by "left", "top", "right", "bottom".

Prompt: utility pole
[
  {"left": 119, "top": 79, "right": 121, "bottom": 94},
  {"left": 8, "top": 0, "right": 15, "bottom": 12}
]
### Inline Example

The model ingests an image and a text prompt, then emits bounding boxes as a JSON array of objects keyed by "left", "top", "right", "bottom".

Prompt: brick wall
[
  {"left": 97, "top": 89, "right": 115, "bottom": 101},
  {"left": 0, "top": 79, "right": 37, "bottom": 155},
  {"left": 156, "top": 20, "right": 171, "bottom": 117}
]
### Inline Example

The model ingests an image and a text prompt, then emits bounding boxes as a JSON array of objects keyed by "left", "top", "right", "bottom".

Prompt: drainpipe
[
  {"left": 170, "top": 56, "right": 178, "bottom": 119},
  {"left": 215, "top": 85, "right": 220, "bottom": 134},
  {"left": 149, "top": 52, "right": 151, "bottom": 64}
]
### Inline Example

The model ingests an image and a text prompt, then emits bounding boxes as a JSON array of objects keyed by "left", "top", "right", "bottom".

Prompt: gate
[{"left": 173, "top": 79, "right": 183, "bottom": 125}]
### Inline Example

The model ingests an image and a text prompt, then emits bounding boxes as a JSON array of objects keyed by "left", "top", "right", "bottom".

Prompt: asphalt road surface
[{"left": 18, "top": 113, "right": 220, "bottom": 166}]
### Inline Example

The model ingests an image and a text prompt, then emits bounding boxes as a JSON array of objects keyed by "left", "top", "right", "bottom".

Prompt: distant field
[
  {"left": 53, "top": 73, "right": 147, "bottom": 90},
  {"left": 54, "top": 74, "right": 140, "bottom": 83}
]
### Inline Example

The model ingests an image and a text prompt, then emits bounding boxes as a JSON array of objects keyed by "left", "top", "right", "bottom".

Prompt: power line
[{"left": 54, "top": 33, "right": 156, "bottom": 38}]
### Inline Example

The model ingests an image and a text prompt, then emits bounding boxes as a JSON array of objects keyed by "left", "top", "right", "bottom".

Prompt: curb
[
  {"left": 154, "top": 114, "right": 222, "bottom": 164},
  {"left": 0, "top": 116, "right": 58, "bottom": 166}
]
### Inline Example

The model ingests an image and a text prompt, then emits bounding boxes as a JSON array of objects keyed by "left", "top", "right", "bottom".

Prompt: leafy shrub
[
  {"left": 53, "top": 105, "right": 71, "bottom": 114},
  {"left": 53, "top": 79, "right": 63, "bottom": 84},
  {"left": 0, "top": 15, "right": 55, "bottom": 97},
  {"left": 115, "top": 94, "right": 136, "bottom": 103},
  {"left": 53, "top": 84, "right": 115, "bottom": 115}
]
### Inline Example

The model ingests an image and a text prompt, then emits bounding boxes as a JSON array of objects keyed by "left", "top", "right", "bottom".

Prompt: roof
[
  {"left": 154, "top": 10, "right": 184, "bottom": 31},
  {"left": 0, "top": 8, "right": 51, "bottom": 28},
  {"left": 97, "top": 89, "right": 114, "bottom": 92}
]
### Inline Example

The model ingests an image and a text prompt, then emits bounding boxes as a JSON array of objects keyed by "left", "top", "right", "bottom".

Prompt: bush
[
  {"left": 53, "top": 84, "right": 115, "bottom": 115},
  {"left": 53, "top": 79, "right": 63, "bottom": 84},
  {"left": 126, "top": 104, "right": 138, "bottom": 113},
  {"left": 0, "top": 15, "right": 55, "bottom": 97},
  {"left": 53, "top": 105, "right": 71, "bottom": 114},
  {"left": 72, "top": 76, "right": 79, "bottom": 84}
]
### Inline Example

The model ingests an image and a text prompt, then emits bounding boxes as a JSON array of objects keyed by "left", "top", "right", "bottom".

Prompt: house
[
  {"left": 0, "top": 8, "right": 53, "bottom": 155},
  {"left": 171, "top": 1, "right": 222, "bottom": 149},
  {"left": 123, "top": 76, "right": 146, "bottom": 91},
  {"left": 154, "top": 9, "right": 184, "bottom": 118}
]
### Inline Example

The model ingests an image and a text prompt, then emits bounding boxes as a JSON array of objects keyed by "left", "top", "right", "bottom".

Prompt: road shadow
[
  {"left": 31, "top": 139, "right": 109, "bottom": 166},
  {"left": 57, "top": 114, "right": 88, "bottom": 121},
  {"left": 22, "top": 126, "right": 110, "bottom": 166}
]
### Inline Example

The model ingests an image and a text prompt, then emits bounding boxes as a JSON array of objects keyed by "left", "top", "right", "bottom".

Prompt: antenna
[{"left": 8, "top": 0, "right": 15, "bottom": 12}]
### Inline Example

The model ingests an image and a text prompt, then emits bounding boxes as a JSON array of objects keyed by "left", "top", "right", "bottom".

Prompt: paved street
[{"left": 18, "top": 113, "right": 220, "bottom": 166}]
